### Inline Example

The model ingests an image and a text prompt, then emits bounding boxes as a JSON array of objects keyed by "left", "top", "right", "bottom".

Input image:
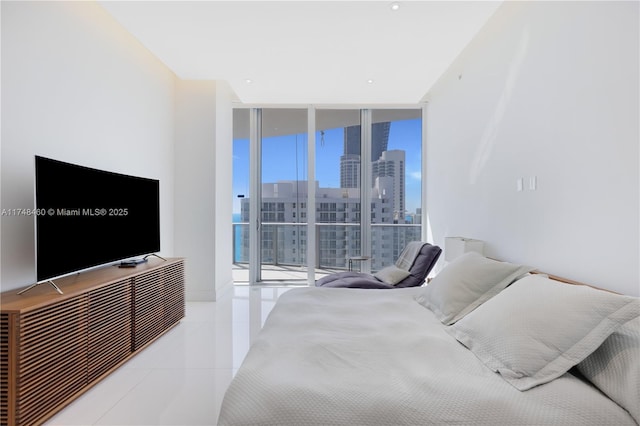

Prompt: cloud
[{"left": 409, "top": 171, "right": 421, "bottom": 180}]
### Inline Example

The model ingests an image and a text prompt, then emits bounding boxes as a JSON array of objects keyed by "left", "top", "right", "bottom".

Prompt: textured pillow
[
  {"left": 447, "top": 275, "right": 640, "bottom": 391},
  {"left": 577, "top": 316, "right": 640, "bottom": 423},
  {"left": 373, "top": 265, "right": 411, "bottom": 285},
  {"left": 415, "top": 252, "right": 533, "bottom": 325}
]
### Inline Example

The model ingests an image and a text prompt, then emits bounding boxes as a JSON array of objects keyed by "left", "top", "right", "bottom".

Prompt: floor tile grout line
[{"left": 91, "top": 368, "right": 155, "bottom": 426}]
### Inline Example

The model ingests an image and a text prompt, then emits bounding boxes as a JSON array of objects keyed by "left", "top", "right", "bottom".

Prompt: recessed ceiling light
[
  {"left": 367, "top": 79, "right": 375, "bottom": 84},
  {"left": 245, "top": 79, "right": 253, "bottom": 84},
  {"left": 390, "top": 2, "right": 400, "bottom": 11}
]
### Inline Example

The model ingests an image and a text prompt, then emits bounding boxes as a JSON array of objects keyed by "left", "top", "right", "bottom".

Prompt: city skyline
[{"left": 232, "top": 118, "right": 422, "bottom": 215}]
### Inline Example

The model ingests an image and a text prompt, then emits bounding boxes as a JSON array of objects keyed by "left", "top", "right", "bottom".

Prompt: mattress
[{"left": 218, "top": 287, "right": 636, "bottom": 425}]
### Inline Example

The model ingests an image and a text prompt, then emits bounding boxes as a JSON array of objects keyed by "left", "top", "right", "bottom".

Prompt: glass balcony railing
[{"left": 232, "top": 222, "right": 422, "bottom": 273}]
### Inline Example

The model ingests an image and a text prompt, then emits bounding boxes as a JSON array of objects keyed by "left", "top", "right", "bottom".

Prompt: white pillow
[
  {"left": 446, "top": 275, "right": 640, "bottom": 391},
  {"left": 373, "top": 265, "right": 411, "bottom": 285},
  {"left": 415, "top": 252, "right": 532, "bottom": 325},
  {"left": 577, "top": 316, "right": 640, "bottom": 423}
]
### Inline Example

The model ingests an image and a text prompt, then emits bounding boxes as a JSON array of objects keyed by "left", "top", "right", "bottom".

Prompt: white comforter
[{"left": 218, "top": 287, "right": 636, "bottom": 426}]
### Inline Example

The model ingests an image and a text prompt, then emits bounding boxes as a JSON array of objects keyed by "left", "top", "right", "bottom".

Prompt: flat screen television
[{"left": 35, "top": 156, "right": 160, "bottom": 282}]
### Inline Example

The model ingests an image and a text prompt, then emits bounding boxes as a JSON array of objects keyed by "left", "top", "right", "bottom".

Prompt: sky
[{"left": 232, "top": 118, "right": 422, "bottom": 216}]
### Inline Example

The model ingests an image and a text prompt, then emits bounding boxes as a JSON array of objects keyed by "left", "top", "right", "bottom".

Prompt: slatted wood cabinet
[{"left": 0, "top": 258, "right": 185, "bottom": 426}]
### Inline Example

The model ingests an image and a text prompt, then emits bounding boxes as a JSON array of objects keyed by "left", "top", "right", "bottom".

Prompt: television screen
[{"left": 35, "top": 156, "right": 160, "bottom": 282}]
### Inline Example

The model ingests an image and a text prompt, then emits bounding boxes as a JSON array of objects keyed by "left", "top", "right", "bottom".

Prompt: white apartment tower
[
  {"left": 340, "top": 154, "right": 360, "bottom": 189},
  {"left": 372, "top": 150, "right": 405, "bottom": 223}
]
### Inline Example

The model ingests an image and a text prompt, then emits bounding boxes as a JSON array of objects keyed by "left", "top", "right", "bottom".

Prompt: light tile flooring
[{"left": 45, "top": 285, "right": 294, "bottom": 426}]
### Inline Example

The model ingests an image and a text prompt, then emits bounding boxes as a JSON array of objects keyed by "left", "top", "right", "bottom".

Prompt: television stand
[
  {"left": 1, "top": 257, "right": 185, "bottom": 426},
  {"left": 17, "top": 279, "right": 63, "bottom": 295},
  {"left": 143, "top": 253, "right": 166, "bottom": 262}
]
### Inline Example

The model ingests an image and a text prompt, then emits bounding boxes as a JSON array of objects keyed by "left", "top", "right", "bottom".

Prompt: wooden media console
[{"left": 0, "top": 257, "right": 185, "bottom": 426}]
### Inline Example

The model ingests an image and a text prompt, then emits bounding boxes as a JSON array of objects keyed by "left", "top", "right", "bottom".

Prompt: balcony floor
[{"left": 232, "top": 263, "right": 341, "bottom": 285}]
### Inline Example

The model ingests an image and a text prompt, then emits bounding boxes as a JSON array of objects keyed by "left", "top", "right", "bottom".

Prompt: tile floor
[{"left": 45, "top": 285, "right": 294, "bottom": 426}]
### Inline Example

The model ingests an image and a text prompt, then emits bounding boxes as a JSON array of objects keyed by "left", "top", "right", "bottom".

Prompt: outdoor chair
[{"left": 315, "top": 241, "right": 441, "bottom": 289}]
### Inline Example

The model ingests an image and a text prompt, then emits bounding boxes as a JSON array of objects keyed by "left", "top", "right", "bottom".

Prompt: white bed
[{"left": 218, "top": 254, "right": 640, "bottom": 426}]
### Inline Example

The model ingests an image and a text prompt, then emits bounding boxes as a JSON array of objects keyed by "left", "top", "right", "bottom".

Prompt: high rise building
[
  {"left": 239, "top": 178, "right": 420, "bottom": 271},
  {"left": 340, "top": 154, "right": 360, "bottom": 189},
  {"left": 343, "top": 122, "right": 390, "bottom": 160},
  {"left": 372, "top": 150, "right": 405, "bottom": 222},
  {"left": 341, "top": 122, "right": 391, "bottom": 189}
]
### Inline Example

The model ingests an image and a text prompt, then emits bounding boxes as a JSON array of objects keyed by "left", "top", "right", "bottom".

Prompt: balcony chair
[{"left": 315, "top": 241, "right": 441, "bottom": 289}]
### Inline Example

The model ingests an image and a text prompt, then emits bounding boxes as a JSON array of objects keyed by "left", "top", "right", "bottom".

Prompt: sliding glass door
[
  {"left": 259, "top": 109, "right": 309, "bottom": 282},
  {"left": 314, "top": 109, "right": 362, "bottom": 272}
]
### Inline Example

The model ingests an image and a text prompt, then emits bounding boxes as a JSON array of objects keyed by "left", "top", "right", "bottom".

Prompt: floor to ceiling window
[
  {"left": 369, "top": 109, "right": 423, "bottom": 272},
  {"left": 315, "top": 109, "right": 362, "bottom": 271},
  {"left": 259, "top": 109, "right": 309, "bottom": 282},
  {"left": 232, "top": 107, "right": 423, "bottom": 284}
]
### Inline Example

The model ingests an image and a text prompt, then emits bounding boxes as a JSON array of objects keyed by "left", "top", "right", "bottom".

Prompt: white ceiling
[{"left": 99, "top": 1, "right": 502, "bottom": 105}]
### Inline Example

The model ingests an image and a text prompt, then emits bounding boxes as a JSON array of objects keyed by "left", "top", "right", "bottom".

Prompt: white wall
[
  {"left": 426, "top": 1, "right": 639, "bottom": 295},
  {"left": 1, "top": 1, "right": 176, "bottom": 292},
  {"left": 174, "top": 80, "right": 234, "bottom": 301}
]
